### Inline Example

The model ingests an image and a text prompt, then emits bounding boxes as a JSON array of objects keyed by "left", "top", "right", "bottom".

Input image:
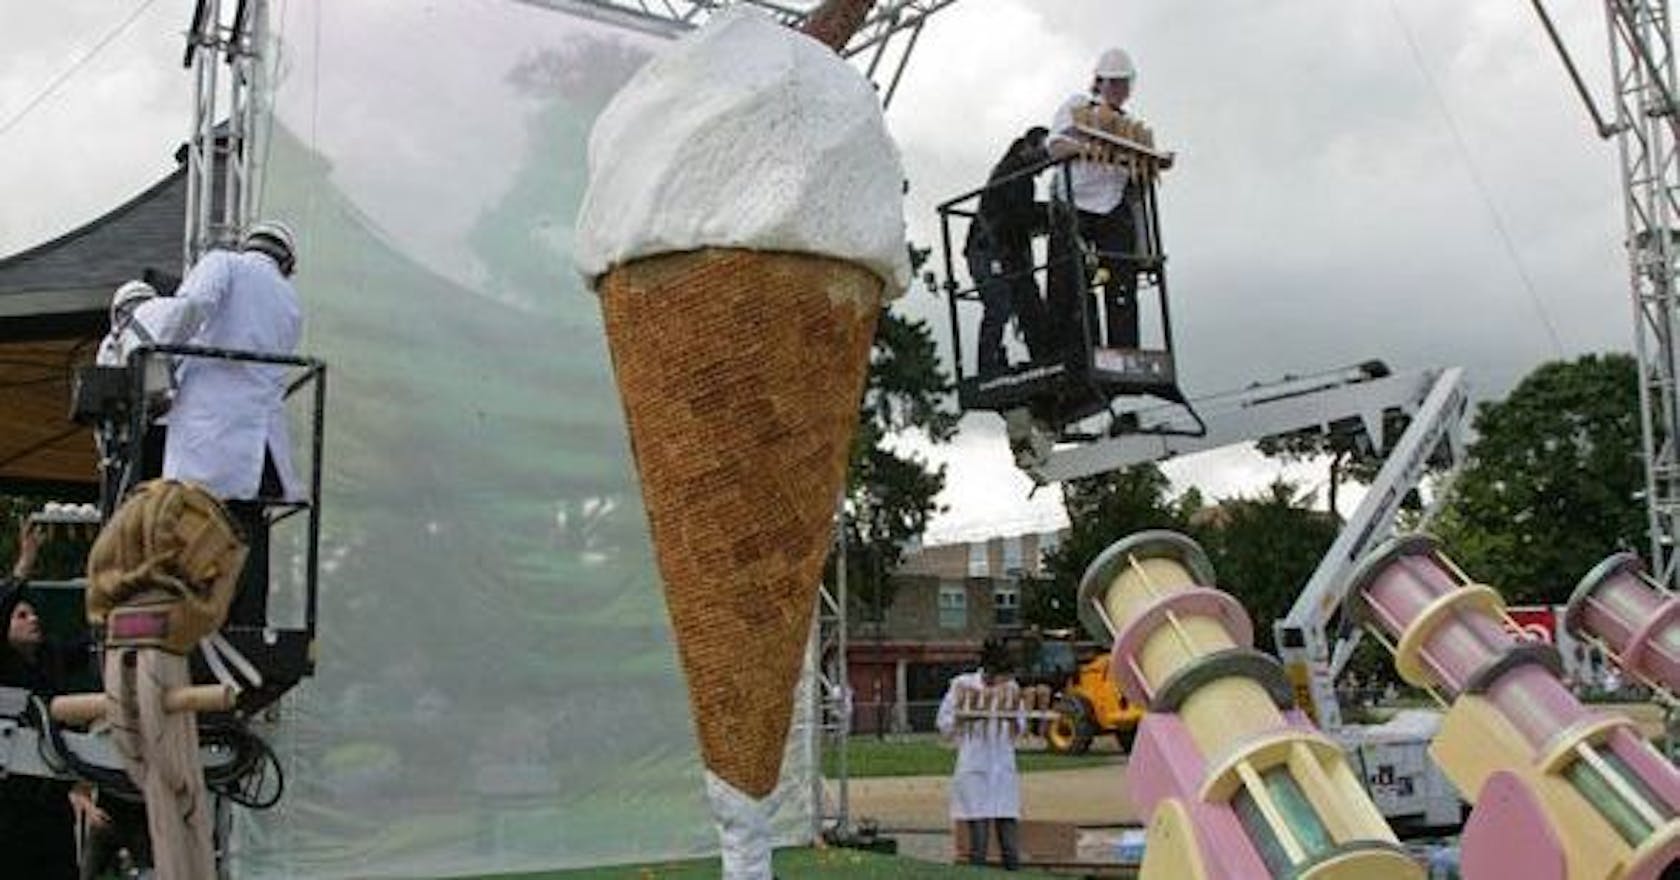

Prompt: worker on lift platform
[
  {"left": 965, "top": 125, "right": 1052, "bottom": 376},
  {"left": 1044, "top": 46, "right": 1171, "bottom": 362},
  {"left": 935, "top": 46, "right": 1189, "bottom": 469}
]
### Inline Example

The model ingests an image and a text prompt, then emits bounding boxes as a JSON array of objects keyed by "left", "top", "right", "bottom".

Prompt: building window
[
  {"left": 1002, "top": 536, "right": 1023, "bottom": 576},
  {"left": 967, "top": 541, "right": 988, "bottom": 578},
  {"left": 995, "top": 581, "right": 1020, "bottom": 627},
  {"left": 938, "top": 582, "right": 967, "bottom": 630}
]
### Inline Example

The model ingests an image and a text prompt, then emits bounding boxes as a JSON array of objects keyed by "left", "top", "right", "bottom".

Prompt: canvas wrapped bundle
[{"left": 86, "top": 478, "right": 247, "bottom": 654}]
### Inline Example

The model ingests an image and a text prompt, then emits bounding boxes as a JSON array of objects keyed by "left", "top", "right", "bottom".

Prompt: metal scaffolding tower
[
  {"left": 1532, "top": 0, "right": 1680, "bottom": 586},
  {"left": 811, "top": 514, "right": 852, "bottom": 842},
  {"left": 184, "top": 0, "right": 266, "bottom": 269}
]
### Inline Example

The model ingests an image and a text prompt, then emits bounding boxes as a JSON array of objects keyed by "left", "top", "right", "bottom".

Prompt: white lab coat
[
  {"left": 936, "top": 670, "right": 1023, "bottom": 820},
  {"left": 95, "top": 297, "right": 199, "bottom": 368},
  {"left": 162, "top": 249, "right": 302, "bottom": 500}
]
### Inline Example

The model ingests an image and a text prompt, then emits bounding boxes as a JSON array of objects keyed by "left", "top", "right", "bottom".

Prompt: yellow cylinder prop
[{"left": 1080, "top": 531, "right": 1418, "bottom": 880}]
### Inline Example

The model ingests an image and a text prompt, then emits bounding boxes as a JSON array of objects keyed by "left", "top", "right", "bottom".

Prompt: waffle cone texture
[{"left": 600, "top": 247, "right": 880, "bottom": 798}]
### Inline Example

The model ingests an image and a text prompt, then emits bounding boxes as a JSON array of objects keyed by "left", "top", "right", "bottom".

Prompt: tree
[
  {"left": 1190, "top": 481, "right": 1341, "bottom": 652},
  {"left": 1034, "top": 465, "right": 1342, "bottom": 649},
  {"left": 834, "top": 306, "right": 960, "bottom": 618},
  {"left": 1433, "top": 353, "right": 1644, "bottom": 604},
  {"left": 1257, "top": 419, "right": 1385, "bottom": 522},
  {"left": 1034, "top": 464, "right": 1189, "bottom": 630}
]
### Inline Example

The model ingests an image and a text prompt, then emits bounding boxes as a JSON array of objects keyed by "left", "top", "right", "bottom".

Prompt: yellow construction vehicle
[
  {"left": 1043, "top": 652, "right": 1143, "bottom": 755},
  {"left": 994, "top": 629, "right": 1143, "bottom": 755}
]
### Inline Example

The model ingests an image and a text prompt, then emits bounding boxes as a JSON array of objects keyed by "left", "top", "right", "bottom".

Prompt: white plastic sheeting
[{"left": 235, "top": 3, "right": 815, "bottom": 875}]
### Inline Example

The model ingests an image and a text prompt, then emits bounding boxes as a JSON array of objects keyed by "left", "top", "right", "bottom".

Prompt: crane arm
[{"left": 1272, "top": 367, "right": 1468, "bottom": 730}]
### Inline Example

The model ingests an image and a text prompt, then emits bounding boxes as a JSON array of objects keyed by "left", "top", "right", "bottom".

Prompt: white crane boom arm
[
  {"left": 1030, "top": 367, "right": 1448, "bottom": 485},
  {"left": 1272, "top": 367, "right": 1469, "bottom": 729}
]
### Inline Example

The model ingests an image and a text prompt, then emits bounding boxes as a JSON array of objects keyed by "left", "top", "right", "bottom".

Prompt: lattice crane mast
[{"left": 1531, "top": 0, "right": 1680, "bottom": 587}]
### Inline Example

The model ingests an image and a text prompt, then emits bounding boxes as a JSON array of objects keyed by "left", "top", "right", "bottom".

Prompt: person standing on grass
[{"left": 937, "top": 637, "right": 1025, "bottom": 870}]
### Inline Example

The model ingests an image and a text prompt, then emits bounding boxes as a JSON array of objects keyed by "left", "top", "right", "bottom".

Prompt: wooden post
[
  {"left": 799, "top": 0, "right": 875, "bottom": 53},
  {"left": 105, "top": 648, "right": 217, "bottom": 879}
]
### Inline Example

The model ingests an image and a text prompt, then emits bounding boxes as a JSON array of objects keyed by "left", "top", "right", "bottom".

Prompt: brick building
[{"left": 846, "top": 529, "right": 1064, "bottom": 733}]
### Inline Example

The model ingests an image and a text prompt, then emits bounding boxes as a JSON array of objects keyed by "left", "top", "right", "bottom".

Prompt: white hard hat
[
  {"left": 1094, "top": 47, "right": 1136, "bottom": 81},
  {"left": 110, "top": 280, "right": 157, "bottom": 318},
  {"left": 241, "top": 219, "right": 298, "bottom": 270}
]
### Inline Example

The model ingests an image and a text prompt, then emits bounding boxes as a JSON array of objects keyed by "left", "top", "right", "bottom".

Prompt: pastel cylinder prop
[
  {"left": 1082, "top": 531, "right": 1418, "bottom": 880},
  {"left": 1348, "top": 536, "right": 1588, "bottom": 748},
  {"left": 1567, "top": 552, "right": 1680, "bottom": 697},
  {"left": 1349, "top": 535, "right": 1680, "bottom": 880}
]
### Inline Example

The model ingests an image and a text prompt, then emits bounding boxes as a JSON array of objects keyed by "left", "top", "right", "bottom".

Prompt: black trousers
[
  {"left": 966, "top": 246, "right": 1048, "bottom": 372},
  {"left": 225, "top": 454, "right": 284, "bottom": 629},
  {"left": 965, "top": 817, "right": 1020, "bottom": 870},
  {"left": 1046, "top": 203, "right": 1138, "bottom": 359}
]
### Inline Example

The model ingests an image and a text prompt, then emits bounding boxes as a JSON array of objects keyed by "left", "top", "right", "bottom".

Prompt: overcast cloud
[{"left": 0, "top": 0, "right": 1632, "bottom": 542}]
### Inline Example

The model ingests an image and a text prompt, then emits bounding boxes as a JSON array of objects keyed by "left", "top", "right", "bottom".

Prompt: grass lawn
[
  {"left": 476, "top": 847, "right": 1060, "bottom": 878},
  {"left": 823, "top": 736, "right": 1122, "bottom": 778}
]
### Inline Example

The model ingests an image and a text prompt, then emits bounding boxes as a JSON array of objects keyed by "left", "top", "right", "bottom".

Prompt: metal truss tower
[
  {"left": 1608, "top": 0, "right": 1680, "bottom": 587},
  {"left": 1533, "top": 0, "right": 1680, "bottom": 586},
  {"left": 811, "top": 517, "right": 852, "bottom": 842},
  {"left": 184, "top": 0, "right": 266, "bottom": 270}
]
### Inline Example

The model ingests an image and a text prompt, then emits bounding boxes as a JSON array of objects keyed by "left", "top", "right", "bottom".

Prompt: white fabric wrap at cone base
[{"left": 705, "top": 770, "right": 778, "bottom": 879}]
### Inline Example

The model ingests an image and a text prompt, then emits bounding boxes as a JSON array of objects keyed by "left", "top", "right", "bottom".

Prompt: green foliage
[
  {"left": 836, "top": 272, "right": 960, "bottom": 617},
  {"left": 1257, "top": 408, "right": 1420, "bottom": 521},
  {"left": 820, "top": 736, "right": 1120, "bottom": 778},
  {"left": 1035, "top": 465, "right": 1339, "bottom": 648},
  {"left": 510, "top": 846, "right": 1056, "bottom": 878},
  {"left": 1433, "top": 354, "right": 1644, "bottom": 604},
  {"left": 1034, "top": 464, "right": 1187, "bottom": 630},
  {"left": 1191, "top": 481, "right": 1340, "bottom": 650}
]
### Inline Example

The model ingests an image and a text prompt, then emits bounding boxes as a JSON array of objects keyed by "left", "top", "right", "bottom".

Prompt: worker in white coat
[
  {"left": 164, "top": 219, "right": 302, "bottom": 629},
  {"left": 96, "top": 280, "right": 198, "bottom": 371},
  {"left": 163, "top": 220, "right": 302, "bottom": 502},
  {"left": 937, "top": 638, "right": 1025, "bottom": 870},
  {"left": 95, "top": 280, "right": 199, "bottom": 482}
]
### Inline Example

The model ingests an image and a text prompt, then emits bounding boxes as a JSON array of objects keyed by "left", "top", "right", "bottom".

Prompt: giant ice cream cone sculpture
[
  {"left": 596, "top": 248, "right": 877, "bottom": 797},
  {"left": 574, "top": 6, "right": 906, "bottom": 875}
]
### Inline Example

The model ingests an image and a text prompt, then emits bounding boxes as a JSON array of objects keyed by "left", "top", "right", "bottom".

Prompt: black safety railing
[
  {"left": 121, "top": 343, "right": 326, "bottom": 644},
  {"left": 934, "top": 139, "right": 1194, "bottom": 434}
]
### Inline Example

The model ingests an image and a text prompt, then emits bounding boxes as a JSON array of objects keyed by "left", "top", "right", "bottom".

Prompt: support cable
[{"left": 0, "top": 0, "right": 166, "bottom": 141}]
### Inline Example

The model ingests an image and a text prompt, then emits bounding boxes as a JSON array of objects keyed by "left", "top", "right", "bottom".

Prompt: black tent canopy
[{"left": 0, "top": 167, "right": 187, "bottom": 495}]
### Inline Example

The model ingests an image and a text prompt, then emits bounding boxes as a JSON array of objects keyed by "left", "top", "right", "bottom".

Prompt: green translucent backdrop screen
[{"left": 238, "top": 3, "right": 814, "bottom": 875}]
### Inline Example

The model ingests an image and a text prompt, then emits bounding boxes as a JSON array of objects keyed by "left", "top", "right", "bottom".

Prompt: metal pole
[
  {"left": 812, "top": 494, "right": 850, "bottom": 841},
  {"left": 834, "top": 503, "right": 849, "bottom": 833},
  {"left": 1530, "top": 0, "right": 1623, "bottom": 137}
]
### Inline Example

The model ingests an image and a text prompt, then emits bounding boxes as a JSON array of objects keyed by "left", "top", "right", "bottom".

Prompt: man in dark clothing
[
  {"left": 0, "top": 522, "right": 98, "bottom": 880},
  {"left": 964, "top": 126, "right": 1051, "bottom": 376}
]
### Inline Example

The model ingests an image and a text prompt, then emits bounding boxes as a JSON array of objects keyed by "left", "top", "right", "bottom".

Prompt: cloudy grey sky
[{"left": 0, "top": 0, "right": 1631, "bottom": 542}]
